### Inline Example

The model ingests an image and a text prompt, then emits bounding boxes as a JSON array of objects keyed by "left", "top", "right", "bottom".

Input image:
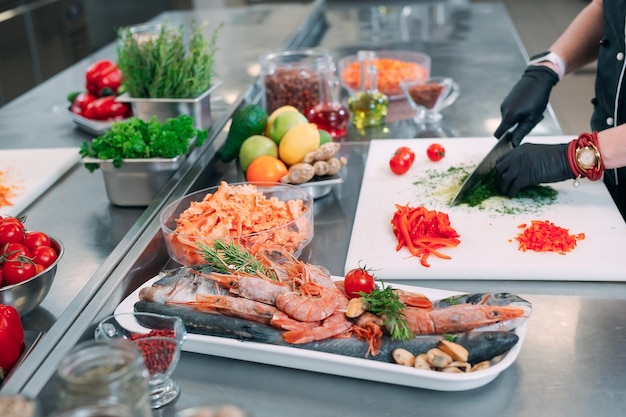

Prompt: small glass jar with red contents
[{"left": 259, "top": 48, "right": 334, "bottom": 115}]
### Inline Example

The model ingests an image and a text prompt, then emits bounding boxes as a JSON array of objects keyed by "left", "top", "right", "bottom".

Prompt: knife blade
[{"left": 449, "top": 132, "right": 514, "bottom": 206}]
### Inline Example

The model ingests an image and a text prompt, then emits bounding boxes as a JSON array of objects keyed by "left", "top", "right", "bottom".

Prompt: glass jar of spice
[
  {"left": 55, "top": 339, "right": 152, "bottom": 417},
  {"left": 259, "top": 48, "right": 334, "bottom": 115}
]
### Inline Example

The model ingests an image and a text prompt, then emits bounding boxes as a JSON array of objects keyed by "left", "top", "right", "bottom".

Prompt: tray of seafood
[{"left": 115, "top": 259, "right": 531, "bottom": 391}]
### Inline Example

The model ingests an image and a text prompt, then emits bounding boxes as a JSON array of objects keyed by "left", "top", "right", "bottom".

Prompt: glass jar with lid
[
  {"left": 55, "top": 339, "right": 152, "bottom": 417},
  {"left": 259, "top": 47, "right": 335, "bottom": 115}
]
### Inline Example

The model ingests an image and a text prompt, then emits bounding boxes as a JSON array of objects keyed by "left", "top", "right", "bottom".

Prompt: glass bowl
[
  {"left": 400, "top": 76, "right": 460, "bottom": 123},
  {"left": 160, "top": 182, "right": 314, "bottom": 266},
  {"left": 338, "top": 50, "right": 431, "bottom": 99},
  {"left": 0, "top": 236, "right": 64, "bottom": 316},
  {"left": 94, "top": 312, "right": 187, "bottom": 409}
]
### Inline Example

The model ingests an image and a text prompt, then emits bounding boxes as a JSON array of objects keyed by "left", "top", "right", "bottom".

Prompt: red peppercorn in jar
[{"left": 260, "top": 48, "right": 335, "bottom": 115}]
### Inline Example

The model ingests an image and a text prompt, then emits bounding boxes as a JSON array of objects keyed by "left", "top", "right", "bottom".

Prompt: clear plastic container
[{"left": 259, "top": 48, "right": 334, "bottom": 115}]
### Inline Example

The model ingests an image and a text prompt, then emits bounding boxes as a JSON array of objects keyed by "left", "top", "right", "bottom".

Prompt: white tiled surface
[{"left": 473, "top": 0, "right": 595, "bottom": 136}]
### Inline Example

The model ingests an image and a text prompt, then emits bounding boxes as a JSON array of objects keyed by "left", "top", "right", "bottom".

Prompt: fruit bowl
[
  {"left": 0, "top": 236, "right": 64, "bottom": 316},
  {"left": 160, "top": 181, "right": 314, "bottom": 266},
  {"left": 338, "top": 50, "right": 431, "bottom": 100}
]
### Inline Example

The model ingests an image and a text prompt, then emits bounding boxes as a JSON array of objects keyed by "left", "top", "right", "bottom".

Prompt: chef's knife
[{"left": 449, "top": 131, "right": 514, "bottom": 206}]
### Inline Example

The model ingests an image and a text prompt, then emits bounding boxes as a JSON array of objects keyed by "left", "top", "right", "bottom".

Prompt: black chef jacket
[{"left": 591, "top": 0, "right": 626, "bottom": 219}]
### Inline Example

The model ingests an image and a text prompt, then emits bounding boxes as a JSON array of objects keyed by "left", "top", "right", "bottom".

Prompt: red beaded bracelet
[{"left": 567, "top": 131, "right": 604, "bottom": 182}]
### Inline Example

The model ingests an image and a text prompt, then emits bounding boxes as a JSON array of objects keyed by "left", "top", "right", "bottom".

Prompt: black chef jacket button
[
  {"left": 600, "top": 38, "right": 610, "bottom": 47},
  {"left": 591, "top": 98, "right": 598, "bottom": 105}
]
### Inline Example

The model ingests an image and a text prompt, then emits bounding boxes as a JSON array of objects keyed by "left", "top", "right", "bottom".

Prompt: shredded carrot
[
  {"left": 514, "top": 220, "right": 585, "bottom": 254},
  {"left": 341, "top": 58, "right": 429, "bottom": 97},
  {"left": 169, "top": 181, "right": 310, "bottom": 265},
  {"left": 0, "top": 169, "right": 19, "bottom": 208},
  {"left": 391, "top": 204, "right": 460, "bottom": 267}
]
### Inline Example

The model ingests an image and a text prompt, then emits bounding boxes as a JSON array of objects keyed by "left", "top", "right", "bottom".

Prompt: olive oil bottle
[{"left": 348, "top": 50, "right": 389, "bottom": 129}]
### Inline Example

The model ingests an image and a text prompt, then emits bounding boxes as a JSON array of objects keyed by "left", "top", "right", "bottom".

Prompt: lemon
[
  {"left": 279, "top": 123, "right": 320, "bottom": 166},
  {"left": 266, "top": 105, "right": 300, "bottom": 136},
  {"left": 268, "top": 111, "right": 308, "bottom": 145}
]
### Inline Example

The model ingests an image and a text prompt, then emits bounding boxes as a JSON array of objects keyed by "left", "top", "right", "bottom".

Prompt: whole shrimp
[
  {"left": 403, "top": 303, "right": 528, "bottom": 335},
  {"left": 195, "top": 269, "right": 291, "bottom": 305},
  {"left": 187, "top": 294, "right": 279, "bottom": 325},
  {"left": 275, "top": 281, "right": 341, "bottom": 322},
  {"left": 281, "top": 310, "right": 353, "bottom": 344}
]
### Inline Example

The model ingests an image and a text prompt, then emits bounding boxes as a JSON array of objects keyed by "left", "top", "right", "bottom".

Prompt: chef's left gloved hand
[{"left": 495, "top": 143, "right": 574, "bottom": 197}]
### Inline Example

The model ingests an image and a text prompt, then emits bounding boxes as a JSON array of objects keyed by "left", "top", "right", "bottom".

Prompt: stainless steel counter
[{"left": 2, "top": 1, "right": 626, "bottom": 416}]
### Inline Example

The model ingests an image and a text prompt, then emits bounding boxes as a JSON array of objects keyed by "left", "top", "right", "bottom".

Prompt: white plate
[
  {"left": 115, "top": 277, "right": 527, "bottom": 391},
  {"left": 52, "top": 104, "right": 124, "bottom": 136}
]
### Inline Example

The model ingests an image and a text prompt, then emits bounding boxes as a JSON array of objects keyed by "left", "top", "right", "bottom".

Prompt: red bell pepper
[
  {"left": 70, "top": 92, "right": 97, "bottom": 116},
  {"left": 83, "top": 96, "right": 131, "bottom": 121},
  {"left": 0, "top": 304, "right": 24, "bottom": 381},
  {"left": 85, "top": 59, "right": 123, "bottom": 97}
]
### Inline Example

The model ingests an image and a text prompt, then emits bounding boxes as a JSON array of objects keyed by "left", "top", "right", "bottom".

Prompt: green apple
[
  {"left": 238, "top": 135, "right": 278, "bottom": 172},
  {"left": 268, "top": 111, "right": 308, "bottom": 144},
  {"left": 318, "top": 129, "right": 333, "bottom": 145}
]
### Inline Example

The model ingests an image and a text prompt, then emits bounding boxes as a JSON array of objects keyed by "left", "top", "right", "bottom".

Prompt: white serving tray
[{"left": 115, "top": 277, "right": 526, "bottom": 392}]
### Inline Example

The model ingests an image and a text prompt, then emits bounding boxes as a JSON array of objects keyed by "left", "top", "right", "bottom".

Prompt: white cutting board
[
  {"left": 0, "top": 148, "right": 80, "bottom": 217},
  {"left": 345, "top": 137, "right": 626, "bottom": 281}
]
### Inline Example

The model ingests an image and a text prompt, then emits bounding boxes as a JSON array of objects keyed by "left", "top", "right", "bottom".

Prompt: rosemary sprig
[
  {"left": 359, "top": 281, "right": 414, "bottom": 341},
  {"left": 196, "top": 240, "right": 277, "bottom": 280},
  {"left": 117, "top": 20, "right": 223, "bottom": 98}
]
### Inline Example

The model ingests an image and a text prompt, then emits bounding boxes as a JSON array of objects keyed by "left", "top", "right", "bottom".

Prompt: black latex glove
[
  {"left": 495, "top": 143, "right": 574, "bottom": 197},
  {"left": 494, "top": 66, "right": 559, "bottom": 146}
]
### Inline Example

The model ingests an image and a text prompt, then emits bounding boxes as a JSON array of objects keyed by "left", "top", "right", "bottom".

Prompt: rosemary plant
[{"left": 116, "top": 20, "right": 223, "bottom": 98}]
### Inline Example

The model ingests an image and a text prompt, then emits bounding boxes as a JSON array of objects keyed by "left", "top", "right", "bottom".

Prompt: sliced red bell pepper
[
  {"left": 0, "top": 304, "right": 24, "bottom": 381},
  {"left": 85, "top": 59, "right": 123, "bottom": 96},
  {"left": 83, "top": 96, "right": 131, "bottom": 121}
]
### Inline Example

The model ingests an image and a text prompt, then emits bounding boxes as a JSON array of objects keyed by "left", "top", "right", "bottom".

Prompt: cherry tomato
[
  {"left": 2, "top": 242, "right": 31, "bottom": 261},
  {"left": 0, "top": 216, "right": 24, "bottom": 228},
  {"left": 2, "top": 258, "right": 37, "bottom": 285},
  {"left": 344, "top": 266, "right": 376, "bottom": 299},
  {"left": 389, "top": 147, "right": 415, "bottom": 175},
  {"left": 426, "top": 143, "right": 446, "bottom": 162},
  {"left": 396, "top": 146, "right": 415, "bottom": 164},
  {"left": 32, "top": 246, "right": 58, "bottom": 269},
  {"left": 0, "top": 223, "right": 24, "bottom": 246},
  {"left": 23, "top": 231, "right": 51, "bottom": 253}
]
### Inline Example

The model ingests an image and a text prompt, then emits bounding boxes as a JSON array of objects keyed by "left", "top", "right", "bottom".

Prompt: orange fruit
[{"left": 245, "top": 155, "right": 289, "bottom": 183}]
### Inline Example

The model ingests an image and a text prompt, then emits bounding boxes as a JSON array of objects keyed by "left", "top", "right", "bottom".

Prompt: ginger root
[
  {"left": 303, "top": 142, "right": 341, "bottom": 164},
  {"left": 280, "top": 163, "right": 315, "bottom": 184}
]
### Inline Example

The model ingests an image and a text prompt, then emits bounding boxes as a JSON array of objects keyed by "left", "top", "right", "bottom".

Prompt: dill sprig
[
  {"left": 196, "top": 240, "right": 277, "bottom": 280},
  {"left": 359, "top": 281, "right": 414, "bottom": 341},
  {"left": 117, "top": 20, "right": 223, "bottom": 98}
]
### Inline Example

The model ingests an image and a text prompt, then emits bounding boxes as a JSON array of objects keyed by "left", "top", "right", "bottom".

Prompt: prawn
[
  {"left": 403, "top": 304, "right": 528, "bottom": 335},
  {"left": 195, "top": 270, "right": 291, "bottom": 305},
  {"left": 275, "top": 281, "right": 341, "bottom": 322},
  {"left": 352, "top": 312, "right": 384, "bottom": 357},
  {"left": 182, "top": 294, "right": 279, "bottom": 325},
  {"left": 281, "top": 310, "right": 353, "bottom": 344}
]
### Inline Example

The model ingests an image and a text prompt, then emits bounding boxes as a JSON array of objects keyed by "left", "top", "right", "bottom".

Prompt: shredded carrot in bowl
[
  {"left": 161, "top": 181, "right": 313, "bottom": 265},
  {"left": 340, "top": 57, "right": 429, "bottom": 98}
]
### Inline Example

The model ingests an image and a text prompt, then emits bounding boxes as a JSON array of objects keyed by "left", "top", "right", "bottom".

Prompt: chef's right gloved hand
[
  {"left": 495, "top": 142, "right": 574, "bottom": 197},
  {"left": 494, "top": 65, "right": 559, "bottom": 146}
]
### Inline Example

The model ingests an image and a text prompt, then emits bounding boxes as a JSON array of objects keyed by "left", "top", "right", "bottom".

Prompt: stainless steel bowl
[{"left": 0, "top": 236, "right": 64, "bottom": 316}]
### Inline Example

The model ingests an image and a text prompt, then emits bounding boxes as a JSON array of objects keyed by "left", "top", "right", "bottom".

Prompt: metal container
[
  {"left": 0, "top": 236, "right": 64, "bottom": 315},
  {"left": 82, "top": 156, "right": 186, "bottom": 207},
  {"left": 116, "top": 81, "right": 222, "bottom": 129}
]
